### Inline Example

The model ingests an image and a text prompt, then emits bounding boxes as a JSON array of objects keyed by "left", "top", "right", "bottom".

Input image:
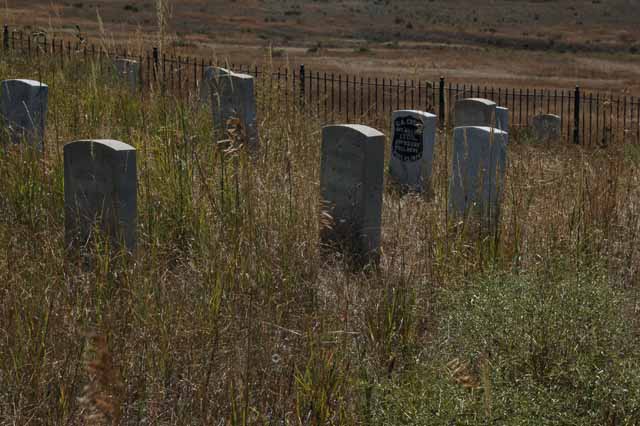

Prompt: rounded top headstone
[
  {"left": 65, "top": 139, "right": 135, "bottom": 152},
  {"left": 393, "top": 109, "right": 437, "bottom": 118},
  {"left": 323, "top": 124, "right": 384, "bottom": 138},
  {"left": 231, "top": 71, "right": 254, "bottom": 80},
  {"left": 115, "top": 58, "right": 138, "bottom": 64},
  {"left": 2, "top": 79, "right": 48, "bottom": 88},
  {"left": 536, "top": 113, "right": 561, "bottom": 119},
  {"left": 204, "top": 66, "right": 253, "bottom": 81},
  {"left": 460, "top": 98, "right": 497, "bottom": 106},
  {"left": 456, "top": 126, "right": 508, "bottom": 135}
]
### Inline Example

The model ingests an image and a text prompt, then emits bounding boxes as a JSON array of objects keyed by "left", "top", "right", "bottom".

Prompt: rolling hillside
[{"left": 3, "top": 1, "right": 640, "bottom": 91}]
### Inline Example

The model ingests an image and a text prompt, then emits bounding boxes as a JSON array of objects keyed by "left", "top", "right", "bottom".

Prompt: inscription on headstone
[
  {"left": 393, "top": 115, "right": 423, "bottom": 161},
  {"left": 531, "top": 113, "right": 561, "bottom": 142},
  {"left": 64, "top": 139, "right": 137, "bottom": 252},
  {"left": 200, "top": 66, "right": 258, "bottom": 146},
  {"left": 320, "top": 124, "right": 385, "bottom": 264},
  {"left": 389, "top": 110, "right": 436, "bottom": 192},
  {"left": 454, "top": 98, "right": 497, "bottom": 128},
  {"left": 449, "top": 126, "right": 508, "bottom": 231},
  {"left": 0, "top": 79, "right": 48, "bottom": 148}
]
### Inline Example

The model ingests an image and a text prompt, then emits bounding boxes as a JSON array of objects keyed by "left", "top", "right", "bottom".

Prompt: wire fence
[{"left": 3, "top": 25, "right": 640, "bottom": 146}]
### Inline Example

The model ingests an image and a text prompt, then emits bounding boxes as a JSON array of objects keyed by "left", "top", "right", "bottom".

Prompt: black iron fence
[{"left": 3, "top": 25, "right": 640, "bottom": 146}]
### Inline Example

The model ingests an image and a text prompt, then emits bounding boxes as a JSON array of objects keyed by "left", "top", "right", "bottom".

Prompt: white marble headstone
[
  {"left": 449, "top": 126, "right": 508, "bottom": 230},
  {"left": 496, "top": 106, "right": 509, "bottom": 133},
  {"left": 0, "top": 79, "right": 48, "bottom": 149},
  {"left": 200, "top": 66, "right": 258, "bottom": 146},
  {"left": 454, "top": 98, "right": 497, "bottom": 128},
  {"left": 114, "top": 58, "right": 140, "bottom": 91},
  {"left": 64, "top": 139, "right": 137, "bottom": 252},
  {"left": 531, "top": 114, "right": 561, "bottom": 142},
  {"left": 389, "top": 110, "right": 436, "bottom": 192},
  {"left": 320, "top": 124, "right": 385, "bottom": 264}
]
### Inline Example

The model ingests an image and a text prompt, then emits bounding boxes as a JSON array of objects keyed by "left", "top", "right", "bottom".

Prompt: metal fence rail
[{"left": 3, "top": 25, "right": 639, "bottom": 146}]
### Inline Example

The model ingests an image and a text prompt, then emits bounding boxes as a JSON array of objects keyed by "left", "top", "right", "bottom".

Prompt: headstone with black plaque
[
  {"left": 389, "top": 110, "right": 436, "bottom": 192},
  {"left": 320, "top": 124, "right": 385, "bottom": 265}
]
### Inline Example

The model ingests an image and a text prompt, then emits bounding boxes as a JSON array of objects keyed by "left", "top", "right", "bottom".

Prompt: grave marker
[
  {"left": 0, "top": 79, "right": 48, "bottom": 148},
  {"left": 320, "top": 124, "right": 384, "bottom": 264},
  {"left": 454, "top": 98, "right": 497, "bottom": 128},
  {"left": 496, "top": 106, "right": 509, "bottom": 133},
  {"left": 531, "top": 113, "right": 561, "bottom": 142},
  {"left": 389, "top": 109, "right": 436, "bottom": 192},
  {"left": 64, "top": 139, "right": 137, "bottom": 252},
  {"left": 200, "top": 66, "right": 258, "bottom": 146},
  {"left": 449, "top": 126, "right": 508, "bottom": 230},
  {"left": 113, "top": 58, "right": 140, "bottom": 91}
]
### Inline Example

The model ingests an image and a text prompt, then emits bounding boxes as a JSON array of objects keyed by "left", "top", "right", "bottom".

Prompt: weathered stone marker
[
  {"left": 449, "top": 126, "right": 508, "bottom": 229},
  {"left": 64, "top": 140, "right": 137, "bottom": 252},
  {"left": 113, "top": 58, "right": 140, "bottom": 90},
  {"left": 496, "top": 106, "right": 509, "bottom": 133},
  {"left": 320, "top": 124, "right": 384, "bottom": 264},
  {"left": 531, "top": 113, "right": 561, "bottom": 142},
  {"left": 0, "top": 79, "right": 48, "bottom": 148},
  {"left": 389, "top": 110, "right": 436, "bottom": 192},
  {"left": 454, "top": 98, "right": 497, "bottom": 128},
  {"left": 200, "top": 66, "right": 258, "bottom": 146}
]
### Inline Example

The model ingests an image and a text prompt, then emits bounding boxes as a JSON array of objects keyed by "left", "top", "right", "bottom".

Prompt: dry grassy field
[
  {"left": 3, "top": 2, "right": 640, "bottom": 425},
  {"left": 2, "top": 0, "right": 640, "bottom": 92}
]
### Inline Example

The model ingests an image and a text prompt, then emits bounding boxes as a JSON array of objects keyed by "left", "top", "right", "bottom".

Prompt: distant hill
[
  {"left": 5, "top": 0, "right": 640, "bottom": 52},
  {"left": 3, "top": 0, "right": 640, "bottom": 92}
]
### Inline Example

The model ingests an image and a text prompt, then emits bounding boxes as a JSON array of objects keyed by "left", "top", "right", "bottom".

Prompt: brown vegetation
[{"left": 2, "top": 0, "right": 640, "bottom": 92}]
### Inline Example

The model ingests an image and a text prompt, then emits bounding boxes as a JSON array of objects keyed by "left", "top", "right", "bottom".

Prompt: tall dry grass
[{"left": 1, "top": 47, "right": 640, "bottom": 425}]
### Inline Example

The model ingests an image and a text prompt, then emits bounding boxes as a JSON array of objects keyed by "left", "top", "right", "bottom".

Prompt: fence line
[{"left": 3, "top": 25, "right": 639, "bottom": 146}]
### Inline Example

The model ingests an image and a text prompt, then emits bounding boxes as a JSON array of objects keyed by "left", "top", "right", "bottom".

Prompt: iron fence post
[
  {"left": 439, "top": 76, "right": 445, "bottom": 128},
  {"left": 573, "top": 85, "right": 580, "bottom": 144},
  {"left": 152, "top": 47, "right": 159, "bottom": 83},
  {"left": 3, "top": 25, "right": 9, "bottom": 51},
  {"left": 300, "top": 64, "right": 305, "bottom": 109}
]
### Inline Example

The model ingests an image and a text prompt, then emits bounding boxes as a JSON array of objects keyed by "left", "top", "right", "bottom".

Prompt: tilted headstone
[
  {"left": 0, "top": 79, "right": 48, "bottom": 148},
  {"left": 454, "top": 98, "right": 497, "bottom": 128},
  {"left": 389, "top": 110, "right": 436, "bottom": 192},
  {"left": 601, "top": 126, "right": 613, "bottom": 147},
  {"left": 320, "top": 124, "right": 384, "bottom": 264},
  {"left": 64, "top": 139, "right": 137, "bottom": 252},
  {"left": 531, "top": 114, "right": 561, "bottom": 142},
  {"left": 449, "top": 126, "right": 508, "bottom": 229},
  {"left": 113, "top": 58, "right": 140, "bottom": 91},
  {"left": 496, "top": 106, "right": 509, "bottom": 133},
  {"left": 199, "top": 66, "right": 258, "bottom": 146}
]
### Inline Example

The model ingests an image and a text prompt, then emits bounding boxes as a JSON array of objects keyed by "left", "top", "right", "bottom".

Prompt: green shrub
[{"left": 370, "top": 265, "right": 640, "bottom": 425}]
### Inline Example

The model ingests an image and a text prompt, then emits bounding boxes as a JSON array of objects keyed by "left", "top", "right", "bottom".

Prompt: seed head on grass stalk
[
  {"left": 155, "top": 0, "right": 172, "bottom": 55},
  {"left": 78, "top": 333, "right": 124, "bottom": 426}
]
